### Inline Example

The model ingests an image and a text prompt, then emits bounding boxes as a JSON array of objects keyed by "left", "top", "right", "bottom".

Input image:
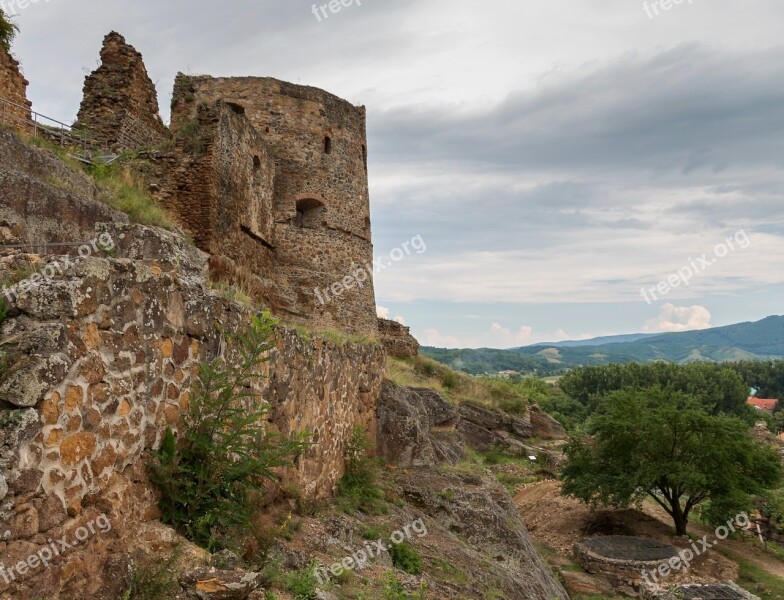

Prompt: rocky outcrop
[
  {"left": 0, "top": 129, "right": 124, "bottom": 245},
  {"left": 378, "top": 383, "right": 566, "bottom": 468},
  {"left": 0, "top": 43, "right": 31, "bottom": 130},
  {"left": 399, "top": 469, "right": 569, "bottom": 599},
  {"left": 378, "top": 318, "right": 419, "bottom": 357},
  {"left": 75, "top": 32, "right": 168, "bottom": 150},
  {"left": 376, "top": 382, "right": 463, "bottom": 466}
]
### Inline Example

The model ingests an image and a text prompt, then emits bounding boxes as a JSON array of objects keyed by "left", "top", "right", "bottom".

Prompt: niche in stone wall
[{"left": 296, "top": 197, "right": 326, "bottom": 228}]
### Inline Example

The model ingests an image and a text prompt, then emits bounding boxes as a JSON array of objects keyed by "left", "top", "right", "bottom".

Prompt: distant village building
[{"left": 747, "top": 396, "right": 779, "bottom": 413}]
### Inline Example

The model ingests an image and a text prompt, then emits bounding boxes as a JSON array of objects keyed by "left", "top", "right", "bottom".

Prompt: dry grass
[{"left": 386, "top": 355, "right": 528, "bottom": 410}]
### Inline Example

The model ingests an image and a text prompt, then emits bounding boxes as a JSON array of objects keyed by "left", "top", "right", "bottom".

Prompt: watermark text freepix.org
[
  {"left": 643, "top": 0, "right": 694, "bottom": 19},
  {"left": 0, "top": 513, "right": 112, "bottom": 584},
  {"left": 640, "top": 229, "right": 750, "bottom": 305},
  {"left": 1, "top": 232, "right": 115, "bottom": 305},
  {"left": 0, "top": 0, "right": 53, "bottom": 17},
  {"left": 315, "top": 518, "right": 428, "bottom": 585},
  {"left": 640, "top": 511, "right": 749, "bottom": 585},
  {"left": 312, "top": 0, "right": 363, "bottom": 23},
  {"left": 315, "top": 234, "right": 426, "bottom": 306}
]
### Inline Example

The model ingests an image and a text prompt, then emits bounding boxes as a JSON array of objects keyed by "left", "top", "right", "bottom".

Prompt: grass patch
[
  {"left": 88, "top": 162, "right": 173, "bottom": 229},
  {"left": 208, "top": 280, "right": 257, "bottom": 307},
  {"left": 386, "top": 356, "right": 529, "bottom": 412},
  {"left": 284, "top": 565, "right": 318, "bottom": 600},
  {"left": 120, "top": 552, "right": 181, "bottom": 600},
  {"left": 727, "top": 551, "right": 784, "bottom": 599},
  {"left": 428, "top": 558, "right": 470, "bottom": 585},
  {"left": 337, "top": 427, "right": 388, "bottom": 516}
]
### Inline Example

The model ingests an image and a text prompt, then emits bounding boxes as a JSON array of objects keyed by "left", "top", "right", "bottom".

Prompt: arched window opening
[
  {"left": 253, "top": 155, "right": 261, "bottom": 170},
  {"left": 324, "top": 135, "right": 332, "bottom": 154},
  {"left": 295, "top": 198, "right": 326, "bottom": 228}
]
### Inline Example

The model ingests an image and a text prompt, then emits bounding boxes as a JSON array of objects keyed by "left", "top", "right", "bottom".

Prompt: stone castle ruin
[
  {"left": 0, "top": 29, "right": 571, "bottom": 600},
  {"left": 76, "top": 32, "right": 380, "bottom": 337}
]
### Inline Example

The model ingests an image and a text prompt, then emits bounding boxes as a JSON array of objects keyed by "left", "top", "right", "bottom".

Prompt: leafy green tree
[
  {"left": 561, "top": 387, "right": 781, "bottom": 535},
  {"left": 559, "top": 362, "right": 752, "bottom": 418},
  {"left": 149, "top": 312, "right": 311, "bottom": 550}
]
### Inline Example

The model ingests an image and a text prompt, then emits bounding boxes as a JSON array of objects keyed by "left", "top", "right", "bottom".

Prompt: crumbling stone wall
[
  {"left": 0, "top": 44, "right": 31, "bottom": 131},
  {"left": 170, "top": 74, "right": 378, "bottom": 336},
  {"left": 378, "top": 318, "right": 419, "bottom": 357},
  {"left": 154, "top": 100, "right": 281, "bottom": 310},
  {"left": 75, "top": 32, "right": 168, "bottom": 150},
  {"left": 75, "top": 34, "right": 379, "bottom": 336}
]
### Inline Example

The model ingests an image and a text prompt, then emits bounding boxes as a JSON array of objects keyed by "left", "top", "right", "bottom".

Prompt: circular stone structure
[
  {"left": 574, "top": 536, "right": 683, "bottom": 596},
  {"left": 581, "top": 536, "right": 679, "bottom": 561},
  {"left": 643, "top": 582, "right": 760, "bottom": 600}
]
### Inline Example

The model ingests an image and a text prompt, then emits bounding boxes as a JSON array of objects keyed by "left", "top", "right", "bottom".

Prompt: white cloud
[
  {"left": 643, "top": 303, "right": 712, "bottom": 333},
  {"left": 377, "top": 306, "right": 407, "bottom": 326},
  {"left": 420, "top": 328, "right": 463, "bottom": 348}
]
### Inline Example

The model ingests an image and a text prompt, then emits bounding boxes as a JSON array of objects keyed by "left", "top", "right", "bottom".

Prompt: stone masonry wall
[
  {"left": 75, "top": 32, "right": 168, "bottom": 150},
  {"left": 171, "top": 74, "right": 378, "bottom": 337},
  {"left": 0, "top": 44, "right": 31, "bottom": 131},
  {"left": 378, "top": 318, "right": 420, "bottom": 357},
  {"left": 0, "top": 222, "right": 385, "bottom": 598},
  {"left": 154, "top": 100, "right": 282, "bottom": 311}
]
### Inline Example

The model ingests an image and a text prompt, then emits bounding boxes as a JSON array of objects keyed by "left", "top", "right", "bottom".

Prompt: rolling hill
[{"left": 421, "top": 315, "right": 784, "bottom": 376}]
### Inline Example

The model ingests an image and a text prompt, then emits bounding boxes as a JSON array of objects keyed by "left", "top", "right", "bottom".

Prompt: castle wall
[
  {"left": 155, "top": 100, "right": 283, "bottom": 309},
  {"left": 0, "top": 44, "right": 31, "bottom": 131},
  {"left": 171, "top": 75, "right": 378, "bottom": 336},
  {"left": 0, "top": 222, "right": 385, "bottom": 598}
]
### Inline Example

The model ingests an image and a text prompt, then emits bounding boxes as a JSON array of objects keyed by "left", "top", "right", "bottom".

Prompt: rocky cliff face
[{"left": 377, "top": 382, "right": 570, "bottom": 599}]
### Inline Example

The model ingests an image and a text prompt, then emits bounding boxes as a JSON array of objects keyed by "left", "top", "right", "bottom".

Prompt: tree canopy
[
  {"left": 561, "top": 387, "right": 781, "bottom": 535},
  {"left": 558, "top": 362, "right": 753, "bottom": 418}
]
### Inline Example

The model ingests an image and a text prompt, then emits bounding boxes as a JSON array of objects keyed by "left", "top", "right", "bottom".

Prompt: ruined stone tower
[
  {"left": 75, "top": 32, "right": 169, "bottom": 150},
  {"left": 77, "top": 34, "right": 378, "bottom": 336}
]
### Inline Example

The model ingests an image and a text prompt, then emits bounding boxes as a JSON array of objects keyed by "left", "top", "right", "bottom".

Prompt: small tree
[
  {"left": 149, "top": 312, "right": 311, "bottom": 550},
  {"left": 561, "top": 387, "right": 781, "bottom": 535}
]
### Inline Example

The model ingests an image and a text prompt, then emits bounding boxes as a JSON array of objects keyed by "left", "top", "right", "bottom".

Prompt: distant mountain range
[{"left": 421, "top": 315, "right": 784, "bottom": 376}]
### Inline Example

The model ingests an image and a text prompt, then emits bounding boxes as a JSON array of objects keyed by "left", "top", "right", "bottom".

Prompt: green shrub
[
  {"left": 337, "top": 427, "right": 387, "bottom": 515},
  {"left": 361, "top": 526, "right": 386, "bottom": 540},
  {"left": 389, "top": 541, "right": 423, "bottom": 575},
  {"left": 482, "top": 444, "right": 507, "bottom": 465},
  {"left": 149, "top": 312, "right": 312, "bottom": 550},
  {"left": 383, "top": 573, "right": 408, "bottom": 600},
  {"left": 441, "top": 370, "right": 457, "bottom": 390},
  {"left": 499, "top": 396, "right": 526, "bottom": 415},
  {"left": 284, "top": 565, "right": 318, "bottom": 600},
  {"left": 0, "top": 8, "right": 17, "bottom": 51}
]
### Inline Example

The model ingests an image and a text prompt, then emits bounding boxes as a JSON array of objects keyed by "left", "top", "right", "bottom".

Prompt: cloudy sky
[{"left": 7, "top": 0, "right": 784, "bottom": 348}]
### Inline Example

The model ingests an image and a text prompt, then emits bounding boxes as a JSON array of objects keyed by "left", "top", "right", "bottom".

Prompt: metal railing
[{"left": 0, "top": 97, "right": 95, "bottom": 157}]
